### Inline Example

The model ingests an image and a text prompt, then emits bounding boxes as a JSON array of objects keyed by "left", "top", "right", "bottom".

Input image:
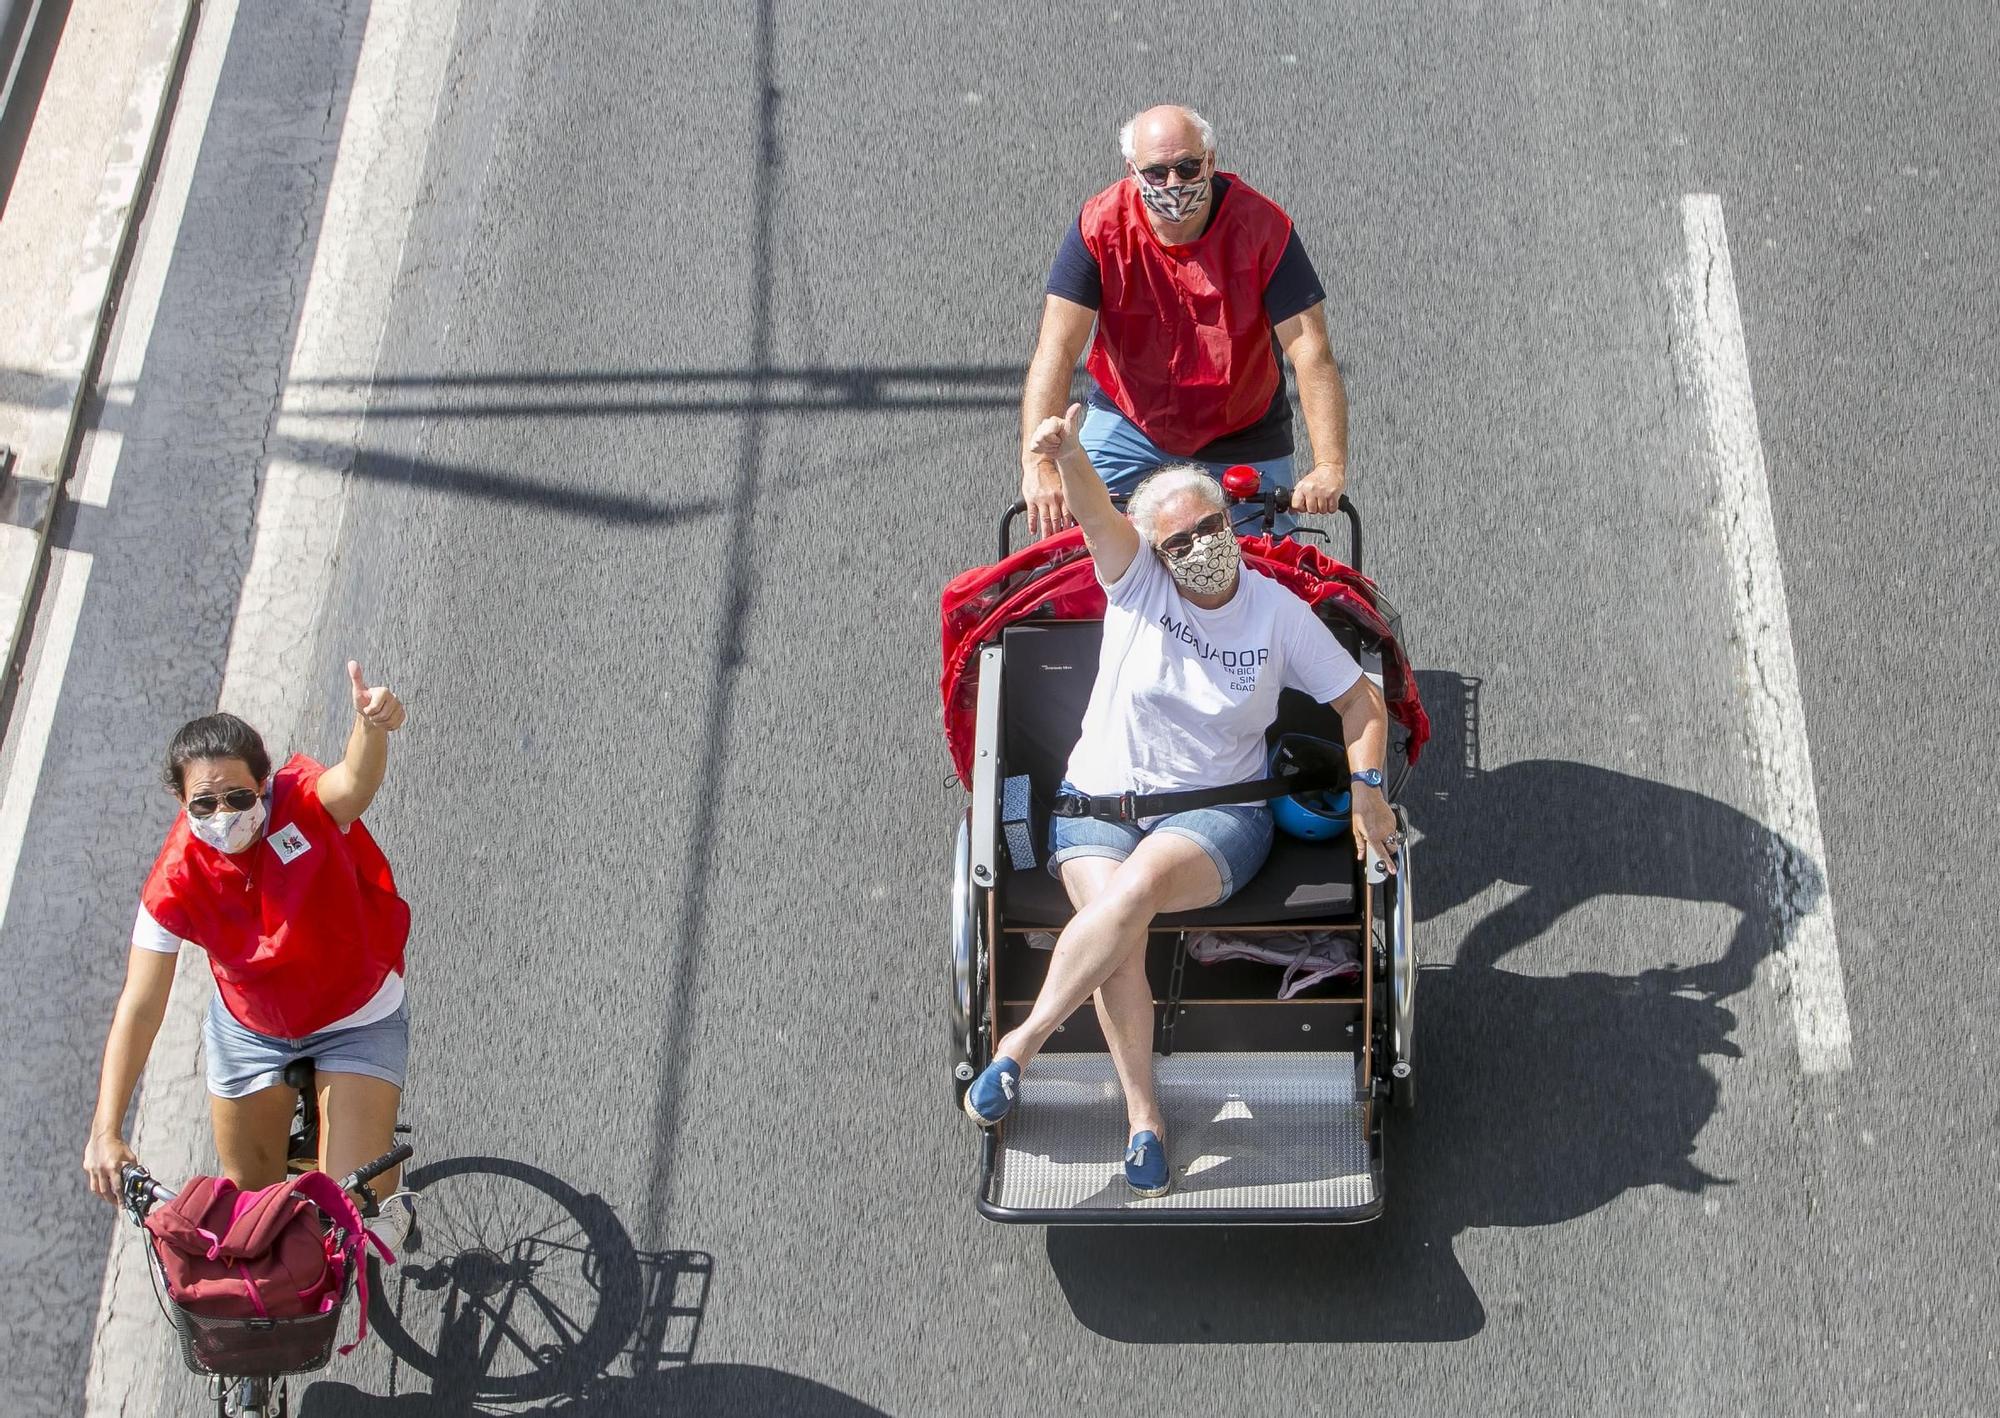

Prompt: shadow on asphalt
[
  {"left": 286, "top": 361, "right": 1026, "bottom": 419},
  {"left": 294, "top": 1153, "right": 886, "bottom": 1417},
  {"left": 301, "top": 1367, "right": 889, "bottom": 1418},
  {"left": 1047, "top": 670, "right": 1814, "bottom": 1343}
]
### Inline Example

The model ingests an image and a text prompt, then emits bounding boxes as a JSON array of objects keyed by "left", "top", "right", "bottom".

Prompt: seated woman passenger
[{"left": 962, "top": 403, "right": 1398, "bottom": 1198}]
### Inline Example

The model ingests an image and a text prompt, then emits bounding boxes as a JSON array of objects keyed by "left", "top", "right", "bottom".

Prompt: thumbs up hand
[
  {"left": 348, "top": 660, "right": 407, "bottom": 732},
  {"left": 1028, "top": 401, "right": 1085, "bottom": 462}
]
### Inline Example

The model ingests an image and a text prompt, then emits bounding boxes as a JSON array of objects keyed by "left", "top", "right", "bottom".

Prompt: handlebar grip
[
  {"left": 998, "top": 499, "right": 1028, "bottom": 562},
  {"left": 119, "top": 1162, "right": 173, "bottom": 1215},
  {"left": 344, "top": 1143, "right": 412, "bottom": 1191}
]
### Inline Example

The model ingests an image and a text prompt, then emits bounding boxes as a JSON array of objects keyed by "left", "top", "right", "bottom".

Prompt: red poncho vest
[
  {"left": 140, "top": 755, "right": 409, "bottom": 1039},
  {"left": 1080, "top": 174, "right": 1294, "bottom": 455}
]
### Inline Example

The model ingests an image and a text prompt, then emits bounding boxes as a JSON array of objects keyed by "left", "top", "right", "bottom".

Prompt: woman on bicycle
[{"left": 83, "top": 661, "right": 414, "bottom": 1241}]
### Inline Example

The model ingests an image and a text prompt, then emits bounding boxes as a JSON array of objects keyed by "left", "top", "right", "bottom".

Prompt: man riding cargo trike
[{"left": 940, "top": 406, "right": 1427, "bottom": 1223}]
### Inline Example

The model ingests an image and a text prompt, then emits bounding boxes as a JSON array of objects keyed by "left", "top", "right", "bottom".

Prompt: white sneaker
[{"left": 366, "top": 1190, "right": 418, "bottom": 1257}]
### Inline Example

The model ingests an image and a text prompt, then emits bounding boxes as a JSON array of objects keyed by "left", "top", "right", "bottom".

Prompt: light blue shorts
[
  {"left": 1079, "top": 403, "right": 1297, "bottom": 535},
  {"left": 203, "top": 995, "right": 410, "bottom": 1100},
  {"left": 1047, "top": 780, "right": 1275, "bottom": 905}
]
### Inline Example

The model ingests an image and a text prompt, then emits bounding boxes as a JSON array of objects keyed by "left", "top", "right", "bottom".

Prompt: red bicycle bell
[{"left": 1220, "top": 465, "right": 1262, "bottom": 501}]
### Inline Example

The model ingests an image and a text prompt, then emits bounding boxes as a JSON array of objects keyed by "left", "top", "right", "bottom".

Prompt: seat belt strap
[{"left": 1050, "top": 767, "right": 1347, "bottom": 824}]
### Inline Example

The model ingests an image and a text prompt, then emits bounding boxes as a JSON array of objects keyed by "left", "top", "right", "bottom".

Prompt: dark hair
[{"left": 163, "top": 713, "right": 271, "bottom": 795}]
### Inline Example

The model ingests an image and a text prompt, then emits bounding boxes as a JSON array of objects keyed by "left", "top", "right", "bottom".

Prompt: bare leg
[
  {"left": 317, "top": 1072, "right": 404, "bottom": 1196},
  {"left": 1055, "top": 858, "right": 1169, "bottom": 1138},
  {"left": 1093, "top": 948, "right": 1166, "bottom": 1138},
  {"left": 996, "top": 831, "right": 1221, "bottom": 1072},
  {"left": 211, "top": 1085, "right": 296, "bottom": 1190}
]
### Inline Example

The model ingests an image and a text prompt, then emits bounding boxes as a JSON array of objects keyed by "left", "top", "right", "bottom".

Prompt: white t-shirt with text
[{"left": 1064, "top": 549, "right": 1363, "bottom": 798}]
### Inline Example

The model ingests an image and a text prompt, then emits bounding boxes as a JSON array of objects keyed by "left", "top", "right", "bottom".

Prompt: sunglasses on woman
[
  {"left": 186, "top": 788, "right": 260, "bottom": 818},
  {"left": 1135, "top": 156, "right": 1206, "bottom": 186},
  {"left": 1156, "top": 512, "right": 1230, "bottom": 560}
]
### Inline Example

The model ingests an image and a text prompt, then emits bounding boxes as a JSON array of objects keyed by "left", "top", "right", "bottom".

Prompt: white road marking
[
  {"left": 0, "top": 550, "right": 93, "bottom": 929},
  {"left": 74, "top": 0, "right": 465, "bottom": 1408},
  {"left": 223, "top": 0, "right": 462, "bottom": 732},
  {"left": 0, "top": 0, "right": 198, "bottom": 931},
  {"left": 73, "top": 0, "right": 251, "bottom": 1403},
  {"left": 0, "top": 0, "right": 185, "bottom": 926},
  {"left": 1679, "top": 193, "right": 1854, "bottom": 1075}
]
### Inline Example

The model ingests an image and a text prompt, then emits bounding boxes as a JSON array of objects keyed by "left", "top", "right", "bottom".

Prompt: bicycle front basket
[{"left": 146, "top": 1246, "right": 346, "bottom": 1378}]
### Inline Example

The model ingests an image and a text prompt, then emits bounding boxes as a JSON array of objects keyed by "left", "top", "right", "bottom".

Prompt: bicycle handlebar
[
  {"left": 996, "top": 479, "right": 1363, "bottom": 570},
  {"left": 117, "top": 1145, "right": 411, "bottom": 1226},
  {"left": 123, "top": 1141, "right": 408, "bottom": 1195},
  {"left": 118, "top": 1162, "right": 173, "bottom": 1221},
  {"left": 340, "top": 1143, "right": 412, "bottom": 1194}
]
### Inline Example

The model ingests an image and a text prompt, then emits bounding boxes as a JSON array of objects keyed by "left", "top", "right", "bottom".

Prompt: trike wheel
[
  {"left": 949, "top": 809, "right": 988, "bottom": 1097},
  {"left": 1382, "top": 812, "right": 1416, "bottom": 1112}
]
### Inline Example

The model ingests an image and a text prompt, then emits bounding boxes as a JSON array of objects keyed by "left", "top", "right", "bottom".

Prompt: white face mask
[
  {"left": 1162, "top": 528, "right": 1240, "bottom": 597},
  {"left": 189, "top": 797, "right": 267, "bottom": 855},
  {"left": 1135, "top": 169, "right": 1211, "bottom": 225}
]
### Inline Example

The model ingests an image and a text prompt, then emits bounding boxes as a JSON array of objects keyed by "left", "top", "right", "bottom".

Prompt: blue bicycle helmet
[{"left": 1268, "top": 733, "right": 1352, "bottom": 842}]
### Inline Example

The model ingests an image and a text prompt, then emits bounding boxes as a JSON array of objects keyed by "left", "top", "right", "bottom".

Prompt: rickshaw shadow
[{"left": 1048, "top": 671, "right": 1808, "bottom": 1343}]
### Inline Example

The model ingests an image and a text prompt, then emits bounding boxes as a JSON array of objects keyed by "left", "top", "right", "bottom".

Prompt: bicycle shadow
[
  {"left": 301, "top": 1368, "right": 889, "bottom": 1418},
  {"left": 296, "top": 1154, "right": 885, "bottom": 1417},
  {"left": 1047, "top": 671, "right": 1813, "bottom": 1342}
]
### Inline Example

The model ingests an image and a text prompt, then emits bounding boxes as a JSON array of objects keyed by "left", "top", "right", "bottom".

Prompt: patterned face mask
[
  {"left": 189, "top": 798, "right": 267, "bottom": 855},
  {"left": 1161, "top": 527, "right": 1239, "bottom": 597},
  {"left": 1135, "top": 169, "right": 1211, "bottom": 225}
]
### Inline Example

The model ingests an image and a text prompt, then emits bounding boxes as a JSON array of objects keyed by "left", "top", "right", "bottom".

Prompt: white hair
[
  {"left": 1128, "top": 464, "right": 1226, "bottom": 541},
  {"left": 1118, "top": 106, "right": 1217, "bottom": 163}
]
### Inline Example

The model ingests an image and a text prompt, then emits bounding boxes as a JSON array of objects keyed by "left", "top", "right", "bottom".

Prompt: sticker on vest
[{"left": 268, "top": 823, "right": 312, "bottom": 864}]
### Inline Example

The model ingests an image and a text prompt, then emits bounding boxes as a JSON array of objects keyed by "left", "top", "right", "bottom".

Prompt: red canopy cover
[{"left": 939, "top": 529, "right": 1430, "bottom": 789}]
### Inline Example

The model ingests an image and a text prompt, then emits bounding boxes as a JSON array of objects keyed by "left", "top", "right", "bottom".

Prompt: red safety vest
[
  {"left": 1080, "top": 173, "right": 1294, "bottom": 455},
  {"left": 140, "top": 754, "right": 409, "bottom": 1039}
]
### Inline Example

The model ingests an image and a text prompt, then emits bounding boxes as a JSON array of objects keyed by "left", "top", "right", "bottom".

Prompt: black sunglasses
[
  {"left": 187, "top": 787, "right": 260, "bottom": 819},
  {"left": 1135, "top": 156, "right": 1207, "bottom": 186},
  {"left": 1156, "top": 512, "right": 1230, "bottom": 559}
]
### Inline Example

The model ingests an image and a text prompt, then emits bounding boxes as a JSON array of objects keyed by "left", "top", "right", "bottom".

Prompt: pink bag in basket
[{"left": 144, "top": 1170, "right": 393, "bottom": 1352}]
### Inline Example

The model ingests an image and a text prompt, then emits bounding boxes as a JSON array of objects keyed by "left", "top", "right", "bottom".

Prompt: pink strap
[
  {"left": 338, "top": 1226, "right": 396, "bottom": 1352},
  {"left": 285, "top": 1171, "right": 393, "bottom": 1354},
  {"left": 236, "top": 1263, "right": 271, "bottom": 1319}
]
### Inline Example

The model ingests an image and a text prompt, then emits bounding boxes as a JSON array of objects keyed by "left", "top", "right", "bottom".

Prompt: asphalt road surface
[{"left": 10, "top": 0, "right": 1998, "bottom": 1414}]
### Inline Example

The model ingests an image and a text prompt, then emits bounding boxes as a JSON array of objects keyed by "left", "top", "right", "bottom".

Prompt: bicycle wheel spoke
[
  {"left": 514, "top": 1212, "right": 588, "bottom": 1256},
  {"left": 471, "top": 1285, "right": 554, "bottom": 1377},
  {"left": 421, "top": 1182, "right": 486, "bottom": 1256},
  {"left": 369, "top": 1158, "right": 632, "bottom": 1400},
  {"left": 516, "top": 1280, "right": 590, "bottom": 1351}
]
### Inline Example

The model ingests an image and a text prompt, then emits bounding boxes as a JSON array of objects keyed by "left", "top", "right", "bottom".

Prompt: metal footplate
[{"left": 979, "top": 1052, "right": 1380, "bottom": 1224}]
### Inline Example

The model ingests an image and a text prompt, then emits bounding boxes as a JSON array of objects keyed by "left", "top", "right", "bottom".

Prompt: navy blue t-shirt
[{"left": 1045, "top": 177, "right": 1326, "bottom": 461}]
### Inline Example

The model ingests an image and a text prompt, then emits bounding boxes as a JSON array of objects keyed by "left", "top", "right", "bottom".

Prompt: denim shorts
[
  {"left": 1047, "top": 781, "right": 1275, "bottom": 904},
  {"left": 203, "top": 995, "right": 410, "bottom": 1099}
]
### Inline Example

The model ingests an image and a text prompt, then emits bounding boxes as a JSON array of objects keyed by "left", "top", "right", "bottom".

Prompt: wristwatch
[{"left": 1350, "top": 768, "right": 1384, "bottom": 790}]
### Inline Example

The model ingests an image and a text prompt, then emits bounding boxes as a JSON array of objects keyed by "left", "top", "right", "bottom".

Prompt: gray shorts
[{"left": 202, "top": 994, "right": 410, "bottom": 1100}]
